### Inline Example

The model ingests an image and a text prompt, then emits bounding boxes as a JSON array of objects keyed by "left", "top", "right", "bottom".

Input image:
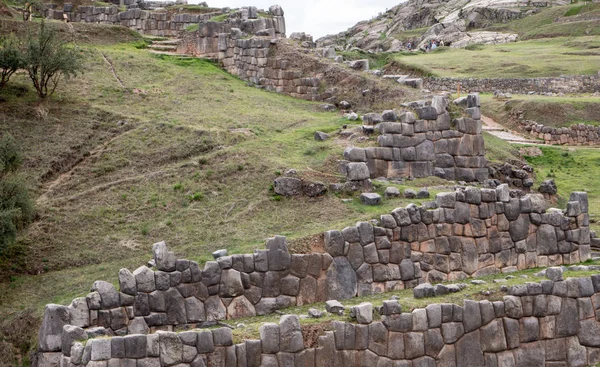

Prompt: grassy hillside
[
  {"left": 388, "top": 2, "right": 600, "bottom": 78},
  {"left": 481, "top": 94, "right": 600, "bottom": 129},
  {"left": 1, "top": 14, "right": 599, "bottom": 366},
  {"left": 0, "top": 21, "right": 445, "bottom": 365},
  {"left": 392, "top": 37, "right": 600, "bottom": 78}
]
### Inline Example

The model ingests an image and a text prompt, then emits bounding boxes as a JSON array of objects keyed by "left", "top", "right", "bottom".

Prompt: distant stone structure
[
  {"left": 343, "top": 94, "right": 488, "bottom": 182},
  {"left": 424, "top": 74, "right": 600, "bottom": 95},
  {"left": 520, "top": 120, "right": 600, "bottom": 146}
]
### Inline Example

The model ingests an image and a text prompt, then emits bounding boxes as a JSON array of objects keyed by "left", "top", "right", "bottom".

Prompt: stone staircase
[{"left": 147, "top": 38, "right": 188, "bottom": 57}]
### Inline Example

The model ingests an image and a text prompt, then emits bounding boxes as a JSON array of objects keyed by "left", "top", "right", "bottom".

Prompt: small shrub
[
  {"left": 132, "top": 40, "right": 150, "bottom": 49},
  {"left": 0, "top": 35, "right": 25, "bottom": 89},
  {"left": 271, "top": 195, "right": 282, "bottom": 201},
  {"left": 0, "top": 134, "right": 34, "bottom": 253},
  {"left": 140, "top": 223, "right": 150, "bottom": 236},
  {"left": 189, "top": 192, "right": 203, "bottom": 201},
  {"left": 23, "top": 21, "right": 83, "bottom": 98},
  {"left": 173, "top": 182, "right": 183, "bottom": 191}
]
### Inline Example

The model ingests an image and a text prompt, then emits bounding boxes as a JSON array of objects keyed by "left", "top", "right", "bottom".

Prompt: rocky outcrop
[{"left": 316, "top": 0, "right": 569, "bottom": 51}]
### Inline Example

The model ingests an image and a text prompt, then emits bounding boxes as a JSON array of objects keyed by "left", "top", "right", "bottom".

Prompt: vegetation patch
[{"left": 392, "top": 37, "right": 600, "bottom": 78}]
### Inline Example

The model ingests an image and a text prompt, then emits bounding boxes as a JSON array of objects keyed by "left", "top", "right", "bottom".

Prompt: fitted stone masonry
[
  {"left": 344, "top": 94, "right": 488, "bottom": 182},
  {"left": 39, "top": 274, "right": 600, "bottom": 367},
  {"left": 36, "top": 189, "right": 593, "bottom": 366}
]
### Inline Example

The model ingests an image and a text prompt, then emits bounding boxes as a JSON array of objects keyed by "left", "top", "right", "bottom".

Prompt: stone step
[
  {"left": 148, "top": 45, "right": 178, "bottom": 52},
  {"left": 152, "top": 39, "right": 181, "bottom": 46},
  {"left": 147, "top": 50, "right": 191, "bottom": 58}
]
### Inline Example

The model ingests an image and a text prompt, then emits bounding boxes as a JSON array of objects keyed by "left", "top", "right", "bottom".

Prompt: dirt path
[
  {"left": 481, "top": 115, "right": 542, "bottom": 145},
  {"left": 101, "top": 52, "right": 126, "bottom": 89}
]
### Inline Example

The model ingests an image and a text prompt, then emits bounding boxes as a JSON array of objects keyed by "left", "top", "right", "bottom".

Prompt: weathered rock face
[{"left": 315, "top": 0, "right": 563, "bottom": 51}]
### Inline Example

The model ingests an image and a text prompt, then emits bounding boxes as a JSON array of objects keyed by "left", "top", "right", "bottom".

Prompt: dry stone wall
[
  {"left": 343, "top": 94, "right": 487, "bottom": 182},
  {"left": 45, "top": 4, "right": 220, "bottom": 36},
  {"left": 36, "top": 188, "right": 592, "bottom": 366},
  {"left": 324, "top": 188, "right": 591, "bottom": 286},
  {"left": 40, "top": 274, "right": 600, "bottom": 367},
  {"left": 520, "top": 120, "right": 600, "bottom": 146},
  {"left": 424, "top": 74, "right": 600, "bottom": 95}
]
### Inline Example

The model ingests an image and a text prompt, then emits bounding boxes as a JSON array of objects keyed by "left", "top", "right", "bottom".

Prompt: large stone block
[
  {"left": 266, "top": 235, "right": 291, "bottom": 271},
  {"left": 326, "top": 257, "right": 357, "bottom": 300},
  {"left": 39, "top": 304, "right": 70, "bottom": 352}
]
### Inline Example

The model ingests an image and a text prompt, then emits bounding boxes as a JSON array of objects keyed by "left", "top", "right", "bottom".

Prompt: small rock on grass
[{"left": 360, "top": 193, "right": 381, "bottom": 205}]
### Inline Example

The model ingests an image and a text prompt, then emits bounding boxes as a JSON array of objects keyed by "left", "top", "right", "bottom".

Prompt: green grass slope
[
  {"left": 0, "top": 23, "right": 445, "bottom": 364},
  {"left": 392, "top": 37, "right": 600, "bottom": 78},
  {"left": 481, "top": 94, "right": 600, "bottom": 129},
  {"left": 388, "top": 2, "right": 600, "bottom": 78}
]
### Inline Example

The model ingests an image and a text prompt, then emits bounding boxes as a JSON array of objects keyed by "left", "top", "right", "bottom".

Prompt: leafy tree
[
  {"left": 0, "top": 134, "right": 34, "bottom": 253},
  {"left": 0, "top": 35, "right": 24, "bottom": 89},
  {"left": 24, "top": 21, "right": 82, "bottom": 98}
]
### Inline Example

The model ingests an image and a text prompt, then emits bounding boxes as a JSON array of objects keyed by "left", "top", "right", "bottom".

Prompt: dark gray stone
[
  {"left": 38, "top": 304, "right": 70, "bottom": 352},
  {"left": 456, "top": 330, "right": 484, "bottom": 366},
  {"left": 360, "top": 193, "right": 381, "bottom": 205},
  {"left": 326, "top": 257, "right": 357, "bottom": 300},
  {"left": 266, "top": 236, "right": 291, "bottom": 271}
]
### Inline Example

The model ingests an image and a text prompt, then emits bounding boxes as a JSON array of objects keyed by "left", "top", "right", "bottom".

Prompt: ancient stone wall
[
  {"left": 40, "top": 273, "right": 600, "bottom": 367},
  {"left": 45, "top": 5, "right": 220, "bottom": 36},
  {"left": 324, "top": 188, "right": 592, "bottom": 287},
  {"left": 520, "top": 120, "right": 600, "bottom": 146},
  {"left": 424, "top": 74, "right": 600, "bottom": 95},
  {"left": 343, "top": 94, "right": 487, "bottom": 182},
  {"left": 35, "top": 188, "right": 593, "bottom": 366}
]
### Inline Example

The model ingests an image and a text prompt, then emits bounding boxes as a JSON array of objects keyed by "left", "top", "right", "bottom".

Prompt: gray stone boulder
[
  {"left": 344, "top": 147, "right": 366, "bottom": 162},
  {"left": 303, "top": 181, "right": 328, "bottom": 197},
  {"left": 274, "top": 177, "right": 303, "bottom": 196},
  {"left": 414, "top": 283, "right": 435, "bottom": 299},
  {"left": 385, "top": 187, "right": 400, "bottom": 198},
  {"left": 314, "top": 131, "right": 330, "bottom": 141},
  {"left": 539, "top": 179, "right": 557, "bottom": 195},
  {"left": 351, "top": 302, "right": 373, "bottom": 324},
  {"left": 347, "top": 162, "right": 370, "bottom": 181},
  {"left": 382, "top": 110, "right": 398, "bottom": 122},
  {"left": 266, "top": 235, "right": 291, "bottom": 271},
  {"left": 417, "top": 188, "right": 430, "bottom": 199},
  {"left": 360, "top": 193, "right": 381, "bottom": 205},
  {"left": 338, "top": 101, "right": 351, "bottom": 109},
  {"left": 91, "top": 281, "right": 120, "bottom": 309},
  {"left": 308, "top": 308, "right": 323, "bottom": 318},
  {"left": 212, "top": 249, "right": 227, "bottom": 259},
  {"left": 546, "top": 267, "right": 564, "bottom": 281},
  {"left": 153, "top": 241, "right": 176, "bottom": 272},
  {"left": 269, "top": 5, "right": 284, "bottom": 16},
  {"left": 325, "top": 300, "right": 345, "bottom": 315},
  {"left": 279, "top": 315, "right": 303, "bottom": 352},
  {"left": 404, "top": 189, "right": 417, "bottom": 199},
  {"left": 363, "top": 113, "right": 383, "bottom": 125},
  {"left": 570, "top": 192, "right": 589, "bottom": 213},
  {"left": 349, "top": 59, "right": 369, "bottom": 71}
]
